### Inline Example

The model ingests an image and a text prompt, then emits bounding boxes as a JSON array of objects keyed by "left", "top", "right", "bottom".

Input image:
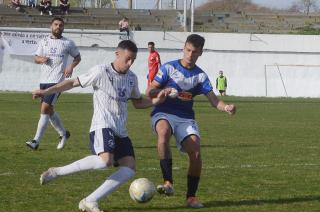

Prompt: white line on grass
[{"left": 0, "top": 163, "right": 318, "bottom": 176}]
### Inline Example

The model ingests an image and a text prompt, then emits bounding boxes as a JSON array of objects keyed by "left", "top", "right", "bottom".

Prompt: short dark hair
[
  {"left": 148, "top": 41, "right": 155, "bottom": 46},
  {"left": 186, "top": 34, "right": 205, "bottom": 50},
  {"left": 51, "top": 17, "right": 64, "bottom": 24},
  {"left": 117, "top": 40, "right": 138, "bottom": 53}
]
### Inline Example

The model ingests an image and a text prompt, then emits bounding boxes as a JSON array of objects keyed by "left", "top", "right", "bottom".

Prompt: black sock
[
  {"left": 160, "top": 159, "right": 173, "bottom": 183},
  {"left": 186, "top": 175, "right": 200, "bottom": 198}
]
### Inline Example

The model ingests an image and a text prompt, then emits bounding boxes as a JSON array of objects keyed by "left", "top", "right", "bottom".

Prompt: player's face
[
  {"left": 115, "top": 49, "right": 137, "bottom": 73},
  {"left": 181, "top": 42, "right": 202, "bottom": 68},
  {"left": 51, "top": 20, "right": 64, "bottom": 38},
  {"left": 148, "top": 45, "right": 154, "bottom": 53}
]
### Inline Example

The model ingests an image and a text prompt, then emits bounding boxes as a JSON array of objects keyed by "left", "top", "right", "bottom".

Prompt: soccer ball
[{"left": 129, "top": 178, "right": 156, "bottom": 203}]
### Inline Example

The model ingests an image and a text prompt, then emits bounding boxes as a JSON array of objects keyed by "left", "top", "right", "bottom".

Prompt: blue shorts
[
  {"left": 40, "top": 83, "right": 60, "bottom": 106},
  {"left": 89, "top": 128, "right": 135, "bottom": 162}
]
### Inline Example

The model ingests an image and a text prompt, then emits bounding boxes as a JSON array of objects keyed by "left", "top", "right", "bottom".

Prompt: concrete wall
[{"left": 1, "top": 30, "right": 320, "bottom": 97}]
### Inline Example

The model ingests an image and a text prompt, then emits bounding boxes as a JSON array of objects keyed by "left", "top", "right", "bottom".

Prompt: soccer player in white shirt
[
  {"left": 26, "top": 17, "right": 81, "bottom": 150},
  {"left": 33, "top": 40, "right": 168, "bottom": 212},
  {"left": 146, "top": 34, "right": 236, "bottom": 208}
]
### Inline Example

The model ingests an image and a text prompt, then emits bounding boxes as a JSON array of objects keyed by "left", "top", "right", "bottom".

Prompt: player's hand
[
  {"left": 64, "top": 67, "right": 73, "bottom": 78},
  {"left": 152, "top": 89, "right": 168, "bottom": 105},
  {"left": 39, "top": 56, "right": 49, "bottom": 64},
  {"left": 32, "top": 89, "right": 45, "bottom": 100},
  {"left": 225, "top": 104, "right": 236, "bottom": 115}
]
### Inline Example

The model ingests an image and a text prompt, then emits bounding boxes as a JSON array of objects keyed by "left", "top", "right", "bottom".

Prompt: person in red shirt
[{"left": 147, "top": 41, "right": 161, "bottom": 85}]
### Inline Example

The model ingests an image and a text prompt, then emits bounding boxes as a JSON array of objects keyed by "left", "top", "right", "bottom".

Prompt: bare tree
[{"left": 292, "top": 0, "right": 319, "bottom": 14}]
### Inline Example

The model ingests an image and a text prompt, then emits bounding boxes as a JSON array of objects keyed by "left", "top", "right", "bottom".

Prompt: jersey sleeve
[
  {"left": 35, "top": 39, "right": 44, "bottom": 56},
  {"left": 130, "top": 74, "right": 142, "bottom": 99},
  {"left": 199, "top": 73, "right": 213, "bottom": 95},
  {"left": 78, "top": 65, "right": 101, "bottom": 88},
  {"left": 68, "top": 40, "right": 80, "bottom": 58},
  {"left": 153, "top": 63, "right": 169, "bottom": 86}
]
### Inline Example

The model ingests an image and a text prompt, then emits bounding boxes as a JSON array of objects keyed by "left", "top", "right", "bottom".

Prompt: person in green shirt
[{"left": 216, "top": 70, "right": 227, "bottom": 96}]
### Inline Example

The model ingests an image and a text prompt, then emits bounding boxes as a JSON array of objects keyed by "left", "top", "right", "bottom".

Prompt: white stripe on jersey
[
  {"left": 35, "top": 36, "right": 80, "bottom": 83},
  {"left": 78, "top": 64, "right": 141, "bottom": 137}
]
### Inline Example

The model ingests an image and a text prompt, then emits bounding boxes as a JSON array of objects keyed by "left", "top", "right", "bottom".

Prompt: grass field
[{"left": 1, "top": 92, "right": 320, "bottom": 212}]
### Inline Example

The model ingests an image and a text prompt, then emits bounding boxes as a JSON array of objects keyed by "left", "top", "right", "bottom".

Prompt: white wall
[{"left": 1, "top": 30, "right": 320, "bottom": 97}]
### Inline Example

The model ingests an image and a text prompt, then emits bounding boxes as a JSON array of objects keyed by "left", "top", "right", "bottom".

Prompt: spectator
[
  {"left": 11, "top": 0, "right": 21, "bottom": 11},
  {"left": 39, "top": 0, "right": 53, "bottom": 16},
  {"left": 60, "top": 0, "right": 70, "bottom": 15},
  {"left": 135, "top": 24, "right": 142, "bottom": 31},
  {"left": 119, "top": 17, "right": 130, "bottom": 38},
  {"left": 216, "top": 70, "right": 227, "bottom": 96},
  {"left": 27, "top": 0, "right": 36, "bottom": 8}
]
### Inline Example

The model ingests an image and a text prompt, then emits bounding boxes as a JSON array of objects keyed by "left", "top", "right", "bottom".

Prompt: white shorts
[{"left": 151, "top": 112, "right": 200, "bottom": 152}]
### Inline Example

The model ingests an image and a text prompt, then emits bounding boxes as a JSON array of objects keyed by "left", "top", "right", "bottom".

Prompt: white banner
[{"left": 0, "top": 31, "right": 50, "bottom": 55}]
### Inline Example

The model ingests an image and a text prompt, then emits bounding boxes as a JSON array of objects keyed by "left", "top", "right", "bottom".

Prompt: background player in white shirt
[
  {"left": 32, "top": 40, "right": 168, "bottom": 212},
  {"left": 146, "top": 34, "right": 236, "bottom": 209},
  {"left": 26, "top": 17, "right": 81, "bottom": 150}
]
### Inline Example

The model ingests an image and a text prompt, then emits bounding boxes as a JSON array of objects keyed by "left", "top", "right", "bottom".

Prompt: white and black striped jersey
[
  {"left": 78, "top": 63, "right": 142, "bottom": 137},
  {"left": 35, "top": 36, "right": 80, "bottom": 83}
]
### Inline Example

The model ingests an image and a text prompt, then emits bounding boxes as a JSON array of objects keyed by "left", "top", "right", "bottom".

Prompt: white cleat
[
  {"left": 79, "top": 199, "right": 103, "bottom": 212},
  {"left": 40, "top": 168, "right": 58, "bottom": 185},
  {"left": 57, "top": 130, "right": 70, "bottom": 150}
]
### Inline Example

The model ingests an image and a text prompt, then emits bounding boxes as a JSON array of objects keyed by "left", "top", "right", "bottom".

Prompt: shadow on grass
[{"left": 204, "top": 195, "right": 320, "bottom": 208}]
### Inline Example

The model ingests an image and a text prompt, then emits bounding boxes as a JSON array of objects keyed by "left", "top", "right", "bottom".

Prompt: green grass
[{"left": 1, "top": 92, "right": 320, "bottom": 211}]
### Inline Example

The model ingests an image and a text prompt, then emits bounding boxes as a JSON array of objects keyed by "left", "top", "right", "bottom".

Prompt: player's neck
[
  {"left": 179, "top": 59, "right": 195, "bottom": 70},
  {"left": 111, "top": 63, "right": 127, "bottom": 74}
]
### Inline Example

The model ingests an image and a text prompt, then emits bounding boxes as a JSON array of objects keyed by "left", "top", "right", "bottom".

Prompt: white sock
[
  {"left": 86, "top": 166, "right": 135, "bottom": 202},
  {"left": 55, "top": 155, "right": 106, "bottom": 176},
  {"left": 33, "top": 114, "right": 49, "bottom": 143},
  {"left": 49, "top": 112, "right": 66, "bottom": 137}
]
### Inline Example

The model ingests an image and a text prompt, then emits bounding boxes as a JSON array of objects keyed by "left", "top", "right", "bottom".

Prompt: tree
[{"left": 291, "top": 0, "right": 319, "bottom": 14}]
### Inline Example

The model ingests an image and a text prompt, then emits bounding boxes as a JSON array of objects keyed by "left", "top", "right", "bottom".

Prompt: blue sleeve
[
  {"left": 153, "top": 64, "right": 169, "bottom": 87},
  {"left": 200, "top": 75, "right": 213, "bottom": 95}
]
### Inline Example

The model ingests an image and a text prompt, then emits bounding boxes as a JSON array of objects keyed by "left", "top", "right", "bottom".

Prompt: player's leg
[
  {"left": 40, "top": 128, "right": 114, "bottom": 185},
  {"left": 152, "top": 115, "right": 174, "bottom": 195},
  {"left": 49, "top": 110, "right": 70, "bottom": 150},
  {"left": 181, "top": 135, "right": 203, "bottom": 208},
  {"left": 80, "top": 136, "right": 135, "bottom": 211},
  {"left": 175, "top": 118, "right": 203, "bottom": 208},
  {"left": 26, "top": 100, "right": 53, "bottom": 150}
]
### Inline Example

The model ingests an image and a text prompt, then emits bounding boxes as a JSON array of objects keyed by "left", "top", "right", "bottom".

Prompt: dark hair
[
  {"left": 186, "top": 34, "right": 205, "bottom": 50},
  {"left": 51, "top": 17, "right": 64, "bottom": 24},
  {"left": 148, "top": 41, "right": 155, "bottom": 46},
  {"left": 117, "top": 40, "right": 138, "bottom": 53}
]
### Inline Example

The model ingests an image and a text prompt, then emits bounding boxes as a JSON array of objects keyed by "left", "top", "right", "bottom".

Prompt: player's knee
[{"left": 188, "top": 150, "right": 201, "bottom": 162}]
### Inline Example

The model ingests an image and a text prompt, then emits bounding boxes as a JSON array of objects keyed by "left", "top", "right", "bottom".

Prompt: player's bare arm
[
  {"left": 34, "top": 55, "right": 49, "bottom": 64},
  {"left": 206, "top": 91, "right": 236, "bottom": 115},
  {"left": 131, "top": 90, "right": 168, "bottom": 109},
  {"left": 146, "top": 81, "right": 174, "bottom": 99},
  {"left": 64, "top": 54, "right": 81, "bottom": 78},
  {"left": 32, "top": 78, "right": 80, "bottom": 99}
]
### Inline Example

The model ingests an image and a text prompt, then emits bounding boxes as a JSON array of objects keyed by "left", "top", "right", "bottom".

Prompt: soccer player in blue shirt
[{"left": 146, "top": 34, "right": 236, "bottom": 208}]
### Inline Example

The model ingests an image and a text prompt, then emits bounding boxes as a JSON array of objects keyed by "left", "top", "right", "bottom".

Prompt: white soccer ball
[
  {"left": 168, "top": 87, "right": 178, "bottom": 98},
  {"left": 129, "top": 178, "right": 156, "bottom": 203}
]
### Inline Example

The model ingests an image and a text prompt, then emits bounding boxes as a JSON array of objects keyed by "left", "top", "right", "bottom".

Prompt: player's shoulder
[{"left": 127, "top": 69, "right": 138, "bottom": 78}]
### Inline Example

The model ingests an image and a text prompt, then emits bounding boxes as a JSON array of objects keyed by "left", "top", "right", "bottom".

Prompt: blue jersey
[{"left": 151, "top": 59, "right": 213, "bottom": 119}]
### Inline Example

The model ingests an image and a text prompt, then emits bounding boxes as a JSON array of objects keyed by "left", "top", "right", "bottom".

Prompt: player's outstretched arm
[
  {"left": 206, "top": 91, "right": 236, "bottom": 115},
  {"left": 131, "top": 90, "right": 168, "bottom": 109},
  {"left": 32, "top": 78, "right": 80, "bottom": 99}
]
